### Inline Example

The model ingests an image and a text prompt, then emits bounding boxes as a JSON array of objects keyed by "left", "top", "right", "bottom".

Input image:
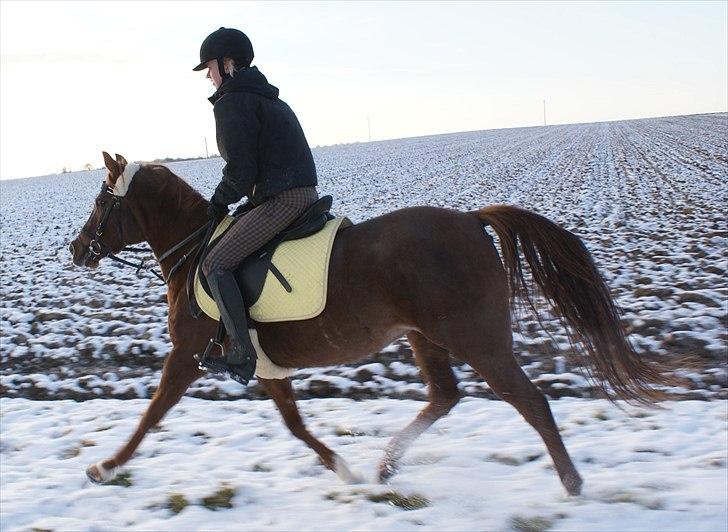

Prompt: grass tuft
[
  {"left": 488, "top": 453, "right": 521, "bottom": 466},
  {"left": 104, "top": 471, "right": 132, "bottom": 487},
  {"left": 59, "top": 447, "right": 81, "bottom": 459},
  {"left": 510, "top": 515, "right": 554, "bottom": 532},
  {"left": 167, "top": 493, "right": 189, "bottom": 514},
  {"left": 202, "top": 484, "right": 236, "bottom": 510},
  {"left": 367, "top": 491, "right": 430, "bottom": 510},
  {"left": 601, "top": 490, "right": 664, "bottom": 510}
]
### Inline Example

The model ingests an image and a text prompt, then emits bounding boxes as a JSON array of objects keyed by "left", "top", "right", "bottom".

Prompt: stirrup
[
  {"left": 194, "top": 337, "right": 227, "bottom": 373},
  {"left": 194, "top": 336, "right": 254, "bottom": 385}
]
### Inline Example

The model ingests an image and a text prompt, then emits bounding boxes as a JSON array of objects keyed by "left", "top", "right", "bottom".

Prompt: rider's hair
[{"left": 223, "top": 58, "right": 239, "bottom": 77}]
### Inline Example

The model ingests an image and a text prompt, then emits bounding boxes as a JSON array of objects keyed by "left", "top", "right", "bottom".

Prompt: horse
[{"left": 68, "top": 152, "right": 666, "bottom": 496}]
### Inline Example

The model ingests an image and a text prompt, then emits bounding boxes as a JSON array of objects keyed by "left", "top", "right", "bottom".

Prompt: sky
[{"left": 0, "top": 0, "right": 726, "bottom": 180}]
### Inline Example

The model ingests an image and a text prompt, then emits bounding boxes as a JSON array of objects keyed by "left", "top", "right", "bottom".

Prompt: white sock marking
[
  {"left": 93, "top": 461, "right": 119, "bottom": 482},
  {"left": 334, "top": 455, "right": 363, "bottom": 484}
]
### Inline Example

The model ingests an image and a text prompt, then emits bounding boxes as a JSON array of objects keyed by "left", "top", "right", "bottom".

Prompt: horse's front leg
[{"left": 86, "top": 346, "right": 202, "bottom": 483}]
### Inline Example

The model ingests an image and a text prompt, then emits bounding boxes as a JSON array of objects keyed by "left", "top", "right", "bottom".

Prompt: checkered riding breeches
[{"left": 202, "top": 186, "right": 319, "bottom": 277}]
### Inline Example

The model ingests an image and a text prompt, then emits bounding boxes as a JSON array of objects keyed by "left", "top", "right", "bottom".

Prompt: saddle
[{"left": 195, "top": 195, "right": 335, "bottom": 311}]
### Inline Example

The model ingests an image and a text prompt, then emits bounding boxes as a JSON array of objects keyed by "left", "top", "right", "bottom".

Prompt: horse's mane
[{"left": 137, "top": 164, "right": 207, "bottom": 213}]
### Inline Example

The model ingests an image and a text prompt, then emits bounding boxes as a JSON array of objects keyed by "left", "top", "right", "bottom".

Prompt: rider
[{"left": 194, "top": 27, "right": 319, "bottom": 385}]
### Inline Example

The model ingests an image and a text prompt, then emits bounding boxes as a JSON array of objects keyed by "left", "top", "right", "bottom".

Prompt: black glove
[{"left": 207, "top": 197, "right": 229, "bottom": 222}]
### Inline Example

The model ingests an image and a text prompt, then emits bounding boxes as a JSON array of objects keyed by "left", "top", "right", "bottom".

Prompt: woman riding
[{"left": 193, "top": 27, "right": 319, "bottom": 385}]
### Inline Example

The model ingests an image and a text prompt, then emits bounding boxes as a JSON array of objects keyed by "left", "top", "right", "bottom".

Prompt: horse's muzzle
[{"left": 69, "top": 239, "right": 97, "bottom": 268}]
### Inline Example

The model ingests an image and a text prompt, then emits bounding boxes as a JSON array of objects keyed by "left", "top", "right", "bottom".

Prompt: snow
[
  {"left": 0, "top": 113, "right": 725, "bottom": 401},
  {"left": 0, "top": 113, "right": 726, "bottom": 530},
  {"left": 1, "top": 397, "right": 726, "bottom": 531}
]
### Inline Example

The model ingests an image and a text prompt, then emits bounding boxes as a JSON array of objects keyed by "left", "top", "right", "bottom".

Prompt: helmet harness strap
[{"left": 217, "top": 57, "right": 229, "bottom": 82}]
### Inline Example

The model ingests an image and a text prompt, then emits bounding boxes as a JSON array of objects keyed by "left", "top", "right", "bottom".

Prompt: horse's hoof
[
  {"left": 564, "top": 473, "right": 583, "bottom": 496},
  {"left": 377, "top": 461, "right": 397, "bottom": 483},
  {"left": 86, "top": 461, "right": 118, "bottom": 484},
  {"left": 334, "top": 455, "right": 363, "bottom": 484}
]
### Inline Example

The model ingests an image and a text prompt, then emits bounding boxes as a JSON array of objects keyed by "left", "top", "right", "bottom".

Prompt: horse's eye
[{"left": 96, "top": 199, "right": 106, "bottom": 207}]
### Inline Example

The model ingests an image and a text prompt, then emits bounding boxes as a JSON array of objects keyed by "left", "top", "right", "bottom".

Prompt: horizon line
[{"left": 1, "top": 109, "right": 725, "bottom": 183}]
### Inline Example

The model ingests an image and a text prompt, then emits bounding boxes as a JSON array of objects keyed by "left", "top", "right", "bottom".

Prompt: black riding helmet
[{"left": 192, "top": 27, "right": 254, "bottom": 79}]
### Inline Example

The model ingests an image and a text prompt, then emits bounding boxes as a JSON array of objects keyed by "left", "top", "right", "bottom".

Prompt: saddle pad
[
  {"left": 250, "top": 328, "right": 296, "bottom": 379},
  {"left": 194, "top": 216, "right": 348, "bottom": 323}
]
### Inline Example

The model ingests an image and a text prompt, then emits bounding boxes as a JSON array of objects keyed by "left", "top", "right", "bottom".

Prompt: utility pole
[
  {"left": 367, "top": 116, "right": 371, "bottom": 142},
  {"left": 543, "top": 100, "right": 547, "bottom": 126},
  {"left": 204, "top": 137, "right": 209, "bottom": 158}
]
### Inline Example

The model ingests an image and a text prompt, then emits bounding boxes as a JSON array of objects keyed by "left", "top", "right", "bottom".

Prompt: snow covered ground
[
  {"left": 1, "top": 112, "right": 725, "bottom": 401},
  {"left": 0, "top": 113, "right": 726, "bottom": 531},
  {"left": 1, "top": 397, "right": 726, "bottom": 531}
]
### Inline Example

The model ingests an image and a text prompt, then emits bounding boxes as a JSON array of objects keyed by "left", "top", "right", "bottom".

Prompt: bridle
[
  {"left": 79, "top": 182, "right": 211, "bottom": 284},
  {"left": 81, "top": 183, "right": 125, "bottom": 261}
]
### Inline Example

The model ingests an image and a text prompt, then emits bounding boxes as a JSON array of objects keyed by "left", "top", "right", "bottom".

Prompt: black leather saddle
[{"left": 199, "top": 195, "right": 335, "bottom": 308}]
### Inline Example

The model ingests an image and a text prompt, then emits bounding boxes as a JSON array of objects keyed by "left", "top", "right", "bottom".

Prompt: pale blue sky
[{"left": 1, "top": 0, "right": 726, "bottom": 179}]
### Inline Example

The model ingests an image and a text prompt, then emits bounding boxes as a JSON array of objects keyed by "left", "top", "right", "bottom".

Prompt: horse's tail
[{"left": 473, "top": 204, "right": 668, "bottom": 404}]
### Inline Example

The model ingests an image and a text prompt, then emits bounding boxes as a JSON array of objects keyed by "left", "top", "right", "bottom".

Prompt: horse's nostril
[{"left": 69, "top": 242, "right": 76, "bottom": 256}]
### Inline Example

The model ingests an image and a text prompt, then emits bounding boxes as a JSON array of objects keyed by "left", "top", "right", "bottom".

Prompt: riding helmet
[{"left": 192, "top": 27, "right": 254, "bottom": 71}]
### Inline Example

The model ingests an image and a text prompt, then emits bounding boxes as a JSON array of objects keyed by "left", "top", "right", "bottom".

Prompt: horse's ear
[
  {"left": 102, "top": 151, "right": 121, "bottom": 182},
  {"left": 115, "top": 153, "right": 128, "bottom": 168}
]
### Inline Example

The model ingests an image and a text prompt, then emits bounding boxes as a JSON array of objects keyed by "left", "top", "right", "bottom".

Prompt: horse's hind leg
[
  {"left": 463, "top": 343, "right": 583, "bottom": 495},
  {"left": 378, "top": 330, "right": 460, "bottom": 482},
  {"left": 261, "top": 377, "right": 362, "bottom": 484}
]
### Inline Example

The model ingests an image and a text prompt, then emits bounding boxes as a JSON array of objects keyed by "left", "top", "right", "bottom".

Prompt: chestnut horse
[{"left": 69, "top": 153, "right": 664, "bottom": 496}]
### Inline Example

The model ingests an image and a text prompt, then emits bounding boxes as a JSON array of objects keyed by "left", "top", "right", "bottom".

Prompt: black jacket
[{"left": 209, "top": 66, "right": 317, "bottom": 207}]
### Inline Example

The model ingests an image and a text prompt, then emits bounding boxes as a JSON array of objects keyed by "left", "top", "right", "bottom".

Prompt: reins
[
  {"left": 158, "top": 222, "right": 212, "bottom": 282},
  {"left": 185, "top": 218, "right": 218, "bottom": 318},
  {"left": 106, "top": 250, "right": 166, "bottom": 283}
]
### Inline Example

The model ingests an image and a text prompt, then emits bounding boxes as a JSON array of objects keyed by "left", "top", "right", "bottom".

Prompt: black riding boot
[{"left": 206, "top": 269, "right": 258, "bottom": 384}]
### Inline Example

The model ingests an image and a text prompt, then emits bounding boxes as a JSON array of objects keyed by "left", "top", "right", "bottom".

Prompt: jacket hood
[{"left": 208, "top": 66, "right": 279, "bottom": 104}]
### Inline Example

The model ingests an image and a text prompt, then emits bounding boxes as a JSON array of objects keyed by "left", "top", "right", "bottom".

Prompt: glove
[{"left": 207, "top": 197, "right": 229, "bottom": 222}]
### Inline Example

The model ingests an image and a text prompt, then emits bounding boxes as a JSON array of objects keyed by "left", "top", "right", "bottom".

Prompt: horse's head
[{"left": 69, "top": 151, "right": 145, "bottom": 268}]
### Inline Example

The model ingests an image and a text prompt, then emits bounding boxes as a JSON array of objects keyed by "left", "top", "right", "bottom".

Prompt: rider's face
[{"left": 206, "top": 59, "right": 222, "bottom": 88}]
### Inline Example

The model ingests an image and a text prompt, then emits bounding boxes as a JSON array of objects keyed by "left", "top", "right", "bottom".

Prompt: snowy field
[
  {"left": 1, "top": 397, "right": 726, "bottom": 531},
  {"left": 0, "top": 113, "right": 726, "bottom": 531},
  {"left": 0, "top": 112, "right": 726, "bottom": 401}
]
